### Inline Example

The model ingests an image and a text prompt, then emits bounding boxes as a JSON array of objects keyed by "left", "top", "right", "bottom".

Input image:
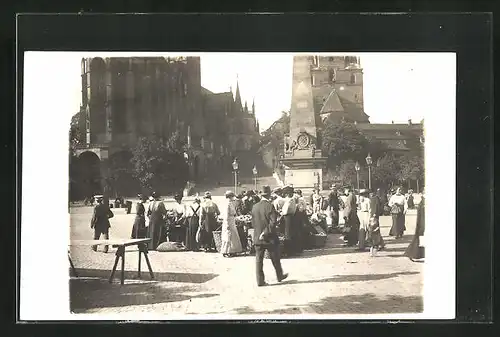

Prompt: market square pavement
[{"left": 69, "top": 195, "right": 423, "bottom": 316}]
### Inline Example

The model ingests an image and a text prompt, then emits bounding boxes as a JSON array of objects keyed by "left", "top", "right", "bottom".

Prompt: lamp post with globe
[
  {"left": 355, "top": 161, "right": 361, "bottom": 191},
  {"left": 365, "top": 153, "right": 373, "bottom": 190},
  {"left": 232, "top": 159, "right": 239, "bottom": 194}
]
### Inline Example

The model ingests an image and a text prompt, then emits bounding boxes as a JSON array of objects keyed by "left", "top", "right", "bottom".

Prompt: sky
[{"left": 26, "top": 52, "right": 454, "bottom": 132}]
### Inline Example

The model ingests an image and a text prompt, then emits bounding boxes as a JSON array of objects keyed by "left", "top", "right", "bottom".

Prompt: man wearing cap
[
  {"left": 90, "top": 195, "right": 114, "bottom": 253},
  {"left": 252, "top": 185, "right": 288, "bottom": 286}
]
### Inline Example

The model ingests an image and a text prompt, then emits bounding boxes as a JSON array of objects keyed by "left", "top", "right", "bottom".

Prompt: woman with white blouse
[
  {"left": 220, "top": 191, "right": 243, "bottom": 257},
  {"left": 388, "top": 187, "right": 408, "bottom": 239},
  {"left": 357, "top": 190, "right": 371, "bottom": 250}
]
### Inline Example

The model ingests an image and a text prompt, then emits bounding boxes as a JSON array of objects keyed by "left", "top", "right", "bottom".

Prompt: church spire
[
  {"left": 244, "top": 100, "right": 249, "bottom": 113},
  {"left": 235, "top": 75, "right": 242, "bottom": 110}
]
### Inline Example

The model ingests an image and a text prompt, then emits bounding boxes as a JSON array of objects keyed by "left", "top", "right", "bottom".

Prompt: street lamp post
[
  {"left": 365, "top": 153, "right": 373, "bottom": 190},
  {"left": 232, "top": 159, "right": 239, "bottom": 195},
  {"left": 354, "top": 161, "right": 361, "bottom": 191},
  {"left": 252, "top": 165, "right": 258, "bottom": 191}
]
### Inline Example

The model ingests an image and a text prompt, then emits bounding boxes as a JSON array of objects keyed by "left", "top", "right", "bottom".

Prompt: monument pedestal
[{"left": 280, "top": 149, "right": 327, "bottom": 193}]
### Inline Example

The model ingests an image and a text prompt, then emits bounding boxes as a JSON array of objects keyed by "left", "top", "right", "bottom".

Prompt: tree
[
  {"left": 320, "top": 118, "right": 387, "bottom": 168},
  {"left": 371, "top": 153, "right": 400, "bottom": 189},
  {"left": 396, "top": 153, "right": 425, "bottom": 185},
  {"left": 69, "top": 113, "right": 85, "bottom": 201},
  {"left": 130, "top": 133, "right": 189, "bottom": 195},
  {"left": 337, "top": 160, "right": 368, "bottom": 189}
]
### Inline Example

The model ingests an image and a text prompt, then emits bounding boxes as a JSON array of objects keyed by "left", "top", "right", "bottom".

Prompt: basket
[
  {"left": 264, "top": 236, "right": 285, "bottom": 259},
  {"left": 212, "top": 230, "right": 222, "bottom": 252},
  {"left": 311, "top": 234, "right": 327, "bottom": 248}
]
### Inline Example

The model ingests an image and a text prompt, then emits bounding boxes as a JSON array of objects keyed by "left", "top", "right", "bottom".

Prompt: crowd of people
[{"left": 87, "top": 183, "right": 425, "bottom": 282}]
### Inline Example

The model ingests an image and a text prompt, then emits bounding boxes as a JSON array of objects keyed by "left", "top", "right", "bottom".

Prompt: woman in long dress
[
  {"left": 281, "top": 186, "right": 297, "bottom": 256},
  {"left": 185, "top": 196, "right": 201, "bottom": 251},
  {"left": 199, "top": 192, "right": 220, "bottom": 252},
  {"left": 220, "top": 191, "right": 243, "bottom": 257},
  {"left": 171, "top": 193, "right": 187, "bottom": 244},
  {"left": 131, "top": 194, "right": 147, "bottom": 239},
  {"left": 146, "top": 192, "right": 167, "bottom": 250},
  {"left": 388, "top": 187, "right": 408, "bottom": 239},
  {"left": 405, "top": 194, "right": 425, "bottom": 261},
  {"left": 357, "top": 190, "right": 371, "bottom": 251}
]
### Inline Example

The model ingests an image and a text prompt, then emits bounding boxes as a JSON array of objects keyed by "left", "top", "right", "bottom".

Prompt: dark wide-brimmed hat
[
  {"left": 174, "top": 193, "right": 182, "bottom": 200},
  {"left": 260, "top": 185, "right": 272, "bottom": 197}
]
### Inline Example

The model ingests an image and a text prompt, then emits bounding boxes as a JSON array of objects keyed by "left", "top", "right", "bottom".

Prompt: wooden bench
[{"left": 68, "top": 238, "right": 154, "bottom": 285}]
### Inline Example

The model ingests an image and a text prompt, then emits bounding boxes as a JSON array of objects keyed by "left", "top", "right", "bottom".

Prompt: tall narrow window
[{"left": 350, "top": 73, "right": 356, "bottom": 84}]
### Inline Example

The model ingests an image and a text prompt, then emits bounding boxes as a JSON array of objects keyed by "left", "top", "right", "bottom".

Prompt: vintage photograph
[{"left": 22, "top": 52, "right": 456, "bottom": 320}]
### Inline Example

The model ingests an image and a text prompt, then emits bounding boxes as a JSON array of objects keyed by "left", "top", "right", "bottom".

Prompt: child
[{"left": 368, "top": 216, "right": 383, "bottom": 256}]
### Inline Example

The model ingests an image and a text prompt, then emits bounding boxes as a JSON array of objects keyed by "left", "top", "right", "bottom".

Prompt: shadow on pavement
[
  {"left": 267, "top": 271, "right": 419, "bottom": 286},
  {"left": 231, "top": 293, "right": 423, "bottom": 315},
  {"left": 72, "top": 268, "right": 218, "bottom": 284},
  {"left": 70, "top": 279, "right": 219, "bottom": 311},
  {"left": 298, "top": 242, "right": 409, "bottom": 258}
]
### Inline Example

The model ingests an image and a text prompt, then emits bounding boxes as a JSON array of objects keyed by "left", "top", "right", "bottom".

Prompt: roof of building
[
  {"left": 320, "top": 90, "right": 344, "bottom": 114},
  {"left": 382, "top": 139, "right": 411, "bottom": 151},
  {"left": 356, "top": 123, "right": 423, "bottom": 132},
  {"left": 201, "top": 87, "right": 214, "bottom": 95}
]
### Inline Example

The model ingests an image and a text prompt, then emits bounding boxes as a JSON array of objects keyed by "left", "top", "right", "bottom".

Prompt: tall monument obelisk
[{"left": 280, "top": 56, "right": 327, "bottom": 191}]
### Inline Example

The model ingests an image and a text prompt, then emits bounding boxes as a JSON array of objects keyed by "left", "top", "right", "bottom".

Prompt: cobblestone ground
[{"left": 69, "top": 198, "right": 423, "bottom": 316}]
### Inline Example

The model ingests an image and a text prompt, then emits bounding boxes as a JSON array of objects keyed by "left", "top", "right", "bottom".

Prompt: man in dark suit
[
  {"left": 91, "top": 195, "right": 114, "bottom": 253},
  {"left": 252, "top": 185, "right": 288, "bottom": 287}
]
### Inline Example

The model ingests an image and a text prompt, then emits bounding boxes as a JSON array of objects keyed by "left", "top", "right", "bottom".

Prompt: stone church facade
[{"left": 73, "top": 56, "right": 259, "bottom": 197}]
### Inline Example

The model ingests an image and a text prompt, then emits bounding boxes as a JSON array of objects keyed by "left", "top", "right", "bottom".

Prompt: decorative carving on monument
[
  {"left": 296, "top": 132, "right": 311, "bottom": 149},
  {"left": 295, "top": 131, "right": 318, "bottom": 151}
]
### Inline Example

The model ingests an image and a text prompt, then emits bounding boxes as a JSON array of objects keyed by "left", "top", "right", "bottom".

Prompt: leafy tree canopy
[
  {"left": 130, "top": 132, "right": 189, "bottom": 194},
  {"left": 320, "top": 119, "right": 387, "bottom": 168}
]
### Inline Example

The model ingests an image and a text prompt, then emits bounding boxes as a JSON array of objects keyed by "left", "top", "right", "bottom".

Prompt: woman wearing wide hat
[{"left": 220, "top": 191, "right": 243, "bottom": 257}]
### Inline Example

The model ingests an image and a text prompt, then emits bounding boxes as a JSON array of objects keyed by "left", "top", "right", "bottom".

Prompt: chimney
[
  {"left": 408, "top": 118, "right": 412, "bottom": 125},
  {"left": 391, "top": 120, "right": 394, "bottom": 124}
]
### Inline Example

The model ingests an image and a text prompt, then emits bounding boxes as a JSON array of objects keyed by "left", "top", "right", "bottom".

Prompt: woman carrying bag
[{"left": 388, "top": 187, "right": 408, "bottom": 239}]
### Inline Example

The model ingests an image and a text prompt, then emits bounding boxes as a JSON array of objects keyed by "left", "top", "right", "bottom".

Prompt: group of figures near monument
[{"left": 88, "top": 183, "right": 425, "bottom": 285}]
